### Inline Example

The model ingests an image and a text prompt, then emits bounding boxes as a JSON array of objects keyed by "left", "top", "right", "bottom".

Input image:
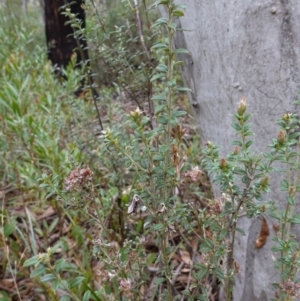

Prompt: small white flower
[{"left": 130, "top": 107, "right": 143, "bottom": 118}]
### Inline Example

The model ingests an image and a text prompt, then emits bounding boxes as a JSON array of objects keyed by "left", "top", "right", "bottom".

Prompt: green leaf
[
  {"left": 152, "top": 0, "right": 163, "bottom": 7},
  {"left": 231, "top": 140, "right": 242, "bottom": 146},
  {"left": 82, "top": 290, "right": 91, "bottom": 301},
  {"left": 288, "top": 215, "right": 300, "bottom": 224},
  {"left": 173, "top": 4, "right": 187, "bottom": 10},
  {"left": 147, "top": 253, "right": 157, "bottom": 265},
  {"left": 174, "top": 86, "right": 192, "bottom": 92},
  {"left": 287, "top": 197, "right": 295, "bottom": 205},
  {"left": 153, "top": 154, "right": 164, "bottom": 161},
  {"left": 233, "top": 168, "right": 247, "bottom": 175},
  {"left": 150, "top": 74, "right": 165, "bottom": 82},
  {"left": 156, "top": 64, "right": 168, "bottom": 73},
  {"left": 153, "top": 277, "right": 165, "bottom": 285},
  {"left": 51, "top": 279, "right": 61, "bottom": 291},
  {"left": 0, "top": 291, "right": 10, "bottom": 301},
  {"left": 4, "top": 219, "right": 16, "bottom": 237},
  {"left": 172, "top": 110, "right": 186, "bottom": 117},
  {"left": 11, "top": 101, "right": 21, "bottom": 116},
  {"left": 203, "top": 238, "right": 214, "bottom": 250},
  {"left": 212, "top": 267, "right": 225, "bottom": 279},
  {"left": 197, "top": 294, "right": 210, "bottom": 301},
  {"left": 157, "top": 115, "right": 169, "bottom": 125},
  {"left": 154, "top": 104, "right": 166, "bottom": 114},
  {"left": 289, "top": 132, "right": 300, "bottom": 139},
  {"left": 231, "top": 122, "right": 242, "bottom": 131},
  {"left": 152, "top": 223, "right": 164, "bottom": 232},
  {"left": 181, "top": 289, "right": 190, "bottom": 296},
  {"left": 136, "top": 220, "right": 143, "bottom": 233},
  {"left": 50, "top": 242, "right": 62, "bottom": 255},
  {"left": 271, "top": 245, "right": 284, "bottom": 252},
  {"left": 120, "top": 247, "right": 128, "bottom": 262},
  {"left": 30, "top": 265, "right": 46, "bottom": 278},
  {"left": 69, "top": 276, "right": 85, "bottom": 288},
  {"left": 174, "top": 48, "right": 189, "bottom": 54},
  {"left": 153, "top": 18, "right": 168, "bottom": 27},
  {"left": 244, "top": 131, "right": 254, "bottom": 137},
  {"left": 151, "top": 94, "right": 167, "bottom": 101},
  {"left": 235, "top": 227, "right": 246, "bottom": 236},
  {"left": 168, "top": 22, "right": 177, "bottom": 30},
  {"left": 173, "top": 60, "right": 184, "bottom": 66},
  {"left": 60, "top": 296, "right": 70, "bottom": 301},
  {"left": 245, "top": 140, "right": 253, "bottom": 148},
  {"left": 151, "top": 42, "right": 168, "bottom": 50},
  {"left": 241, "top": 176, "right": 248, "bottom": 184},
  {"left": 41, "top": 274, "right": 55, "bottom": 283},
  {"left": 294, "top": 100, "right": 300, "bottom": 105},
  {"left": 172, "top": 10, "right": 184, "bottom": 17},
  {"left": 280, "top": 179, "right": 289, "bottom": 191},
  {"left": 196, "top": 265, "right": 207, "bottom": 280},
  {"left": 153, "top": 166, "right": 164, "bottom": 174},
  {"left": 23, "top": 255, "right": 40, "bottom": 267},
  {"left": 48, "top": 217, "right": 59, "bottom": 233}
]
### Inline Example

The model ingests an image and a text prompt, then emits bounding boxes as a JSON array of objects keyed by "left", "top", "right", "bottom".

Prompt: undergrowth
[{"left": 1, "top": 1, "right": 300, "bottom": 301}]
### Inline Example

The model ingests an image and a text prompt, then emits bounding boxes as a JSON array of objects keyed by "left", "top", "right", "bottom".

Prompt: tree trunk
[
  {"left": 44, "top": 0, "right": 88, "bottom": 78},
  {"left": 160, "top": 1, "right": 300, "bottom": 301},
  {"left": 22, "top": 0, "right": 27, "bottom": 15}
]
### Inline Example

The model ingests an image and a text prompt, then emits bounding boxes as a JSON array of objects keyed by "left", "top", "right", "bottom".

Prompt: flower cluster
[
  {"left": 119, "top": 279, "right": 133, "bottom": 299},
  {"left": 182, "top": 166, "right": 204, "bottom": 182},
  {"left": 64, "top": 167, "right": 93, "bottom": 192},
  {"left": 279, "top": 280, "right": 300, "bottom": 299}
]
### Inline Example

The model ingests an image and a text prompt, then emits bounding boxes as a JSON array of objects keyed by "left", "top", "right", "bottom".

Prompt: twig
[
  {"left": 133, "top": 0, "right": 151, "bottom": 61},
  {"left": 133, "top": 0, "right": 155, "bottom": 129},
  {"left": 171, "top": 261, "right": 184, "bottom": 285},
  {"left": 1, "top": 194, "right": 22, "bottom": 301},
  {"left": 180, "top": 249, "right": 196, "bottom": 301},
  {"left": 6, "top": 249, "right": 23, "bottom": 301}
]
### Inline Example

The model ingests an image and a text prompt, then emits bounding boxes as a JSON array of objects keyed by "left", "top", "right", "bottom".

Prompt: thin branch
[
  {"left": 133, "top": 0, "right": 151, "bottom": 61},
  {"left": 2, "top": 195, "right": 22, "bottom": 301},
  {"left": 133, "top": 0, "right": 155, "bottom": 129}
]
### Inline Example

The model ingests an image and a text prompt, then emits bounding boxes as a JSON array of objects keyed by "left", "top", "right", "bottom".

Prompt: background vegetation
[
  {"left": 0, "top": 1, "right": 204, "bottom": 300},
  {"left": 1, "top": 1, "right": 300, "bottom": 301}
]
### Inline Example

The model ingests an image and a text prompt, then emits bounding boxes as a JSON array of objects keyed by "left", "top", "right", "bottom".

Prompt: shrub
[{"left": 1, "top": 1, "right": 300, "bottom": 301}]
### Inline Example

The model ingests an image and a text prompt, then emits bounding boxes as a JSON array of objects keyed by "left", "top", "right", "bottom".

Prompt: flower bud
[
  {"left": 272, "top": 223, "right": 280, "bottom": 235},
  {"left": 219, "top": 158, "right": 227, "bottom": 170},
  {"left": 237, "top": 97, "right": 247, "bottom": 116},
  {"left": 233, "top": 146, "right": 239, "bottom": 155},
  {"left": 282, "top": 113, "right": 291, "bottom": 122},
  {"left": 260, "top": 176, "right": 269, "bottom": 187},
  {"left": 206, "top": 141, "right": 212, "bottom": 148},
  {"left": 130, "top": 107, "right": 143, "bottom": 124},
  {"left": 260, "top": 205, "right": 266, "bottom": 212},
  {"left": 277, "top": 130, "right": 285, "bottom": 145}
]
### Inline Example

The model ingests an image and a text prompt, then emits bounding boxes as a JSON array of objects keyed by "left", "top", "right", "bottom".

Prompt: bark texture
[
  {"left": 44, "top": 0, "right": 88, "bottom": 76},
  {"left": 160, "top": 1, "right": 300, "bottom": 300}
]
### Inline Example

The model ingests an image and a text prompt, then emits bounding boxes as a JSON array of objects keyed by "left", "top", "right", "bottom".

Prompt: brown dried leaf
[
  {"left": 36, "top": 206, "right": 56, "bottom": 221},
  {"left": 254, "top": 215, "right": 269, "bottom": 249},
  {"left": 179, "top": 250, "right": 192, "bottom": 266}
]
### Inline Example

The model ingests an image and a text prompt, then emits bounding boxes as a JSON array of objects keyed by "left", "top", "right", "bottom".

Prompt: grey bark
[
  {"left": 160, "top": 1, "right": 300, "bottom": 300},
  {"left": 22, "top": 0, "right": 28, "bottom": 15}
]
